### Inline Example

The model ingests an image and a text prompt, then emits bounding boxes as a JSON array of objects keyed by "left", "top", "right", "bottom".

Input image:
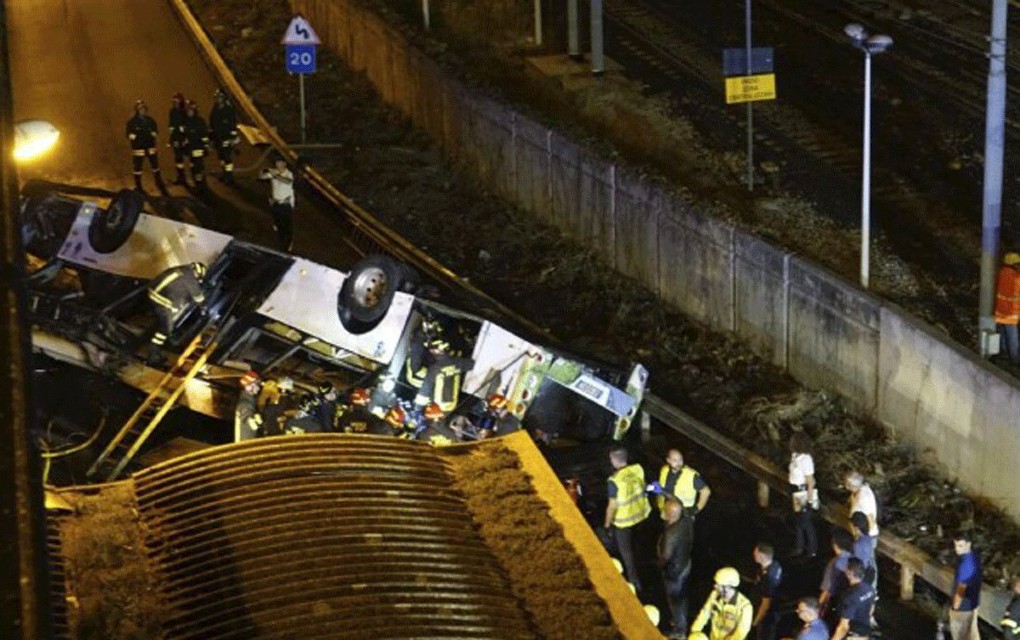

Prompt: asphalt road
[{"left": 7, "top": 0, "right": 361, "bottom": 270}]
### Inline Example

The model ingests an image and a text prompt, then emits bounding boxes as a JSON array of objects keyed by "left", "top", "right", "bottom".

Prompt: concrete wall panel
[
  {"left": 458, "top": 98, "right": 515, "bottom": 197},
  {"left": 786, "top": 258, "right": 880, "bottom": 410},
  {"left": 878, "top": 310, "right": 1020, "bottom": 515},
  {"left": 513, "top": 116, "right": 551, "bottom": 218},
  {"left": 576, "top": 155, "right": 616, "bottom": 259},
  {"left": 613, "top": 170, "right": 660, "bottom": 288},
  {"left": 548, "top": 131, "right": 583, "bottom": 234},
  {"left": 657, "top": 205, "right": 733, "bottom": 326},
  {"left": 734, "top": 233, "right": 788, "bottom": 366}
]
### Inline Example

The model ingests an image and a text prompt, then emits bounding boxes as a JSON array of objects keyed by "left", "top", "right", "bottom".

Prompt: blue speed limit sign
[{"left": 285, "top": 44, "right": 317, "bottom": 74}]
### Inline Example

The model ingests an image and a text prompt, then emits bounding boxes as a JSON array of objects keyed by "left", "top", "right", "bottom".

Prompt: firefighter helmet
[
  {"left": 185, "top": 99, "right": 198, "bottom": 113},
  {"left": 424, "top": 403, "right": 445, "bottom": 421},
  {"left": 192, "top": 262, "right": 207, "bottom": 279},
  {"left": 714, "top": 567, "right": 740, "bottom": 588},
  {"left": 384, "top": 406, "right": 407, "bottom": 427},
  {"left": 350, "top": 388, "right": 371, "bottom": 406},
  {"left": 239, "top": 370, "right": 261, "bottom": 388},
  {"left": 172, "top": 92, "right": 185, "bottom": 105},
  {"left": 317, "top": 380, "right": 335, "bottom": 395},
  {"left": 643, "top": 604, "right": 660, "bottom": 627},
  {"left": 487, "top": 394, "right": 508, "bottom": 410},
  {"left": 134, "top": 99, "right": 147, "bottom": 113},
  {"left": 688, "top": 634, "right": 709, "bottom": 640},
  {"left": 1005, "top": 252, "right": 1020, "bottom": 266}
]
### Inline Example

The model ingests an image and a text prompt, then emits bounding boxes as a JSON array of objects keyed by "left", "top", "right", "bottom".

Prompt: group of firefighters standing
[{"left": 125, "top": 90, "right": 238, "bottom": 195}]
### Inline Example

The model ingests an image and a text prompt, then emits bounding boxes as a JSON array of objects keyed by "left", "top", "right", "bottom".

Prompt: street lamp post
[{"left": 844, "top": 24, "right": 892, "bottom": 290}]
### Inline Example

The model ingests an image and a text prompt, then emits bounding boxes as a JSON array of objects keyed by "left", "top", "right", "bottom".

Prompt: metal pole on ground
[
  {"left": 533, "top": 0, "right": 543, "bottom": 46},
  {"left": 299, "top": 73, "right": 306, "bottom": 144},
  {"left": 745, "top": 0, "right": 754, "bottom": 192},
  {"left": 568, "top": 0, "right": 580, "bottom": 60},
  {"left": 979, "top": 0, "right": 1008, "bottom": 355},
  {"left": 422, "top": 0, "right": 430, "bottom": 30},
  {"left": 591, "top": 0, "right": 604, "bottom": 76}
]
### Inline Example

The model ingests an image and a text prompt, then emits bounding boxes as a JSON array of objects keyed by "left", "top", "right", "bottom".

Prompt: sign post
[
  {"left": 281, "top": 15, "right": 321, "bottom": 144},
  {"left": 722, "top": 43, "right": 776, "bottom": 191}
]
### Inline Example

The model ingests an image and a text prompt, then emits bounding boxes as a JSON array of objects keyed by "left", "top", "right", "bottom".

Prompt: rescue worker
[
  {"left": 125, "top": 100, "right": 168, "bottom": 194},
  {"left": 284, "top": 396, "right": 324, "bottom": 435},
  {"left": 167, "top": 93, "right": 189, "bottom": 185},
  {"left": 416, "top": 403, "right": 460, "bottom": 445},
  {"left": 314, "top": 381, "right": 339, "bottom": 432},
  {"left": 785, "top": 597, "right": 829, "bottom": 640},
  {"left": 412, "top": 337, "right": 474, "bottom": 419},
  {"left": 1001, "top": 574, "right": 1020, "bottom": 638},
  {"left": 690, "top": 567, "right": 753, "bottom": 640},
  {"left": 146, "top": 262, "right": 207, "bottom": 356},
  {"left": 337, "top": 387, "right": 390, "bottom": 435},
  {"left": 996, "top": 251, "right": 1020, "bottom": 364},
  {"left": 818, "top": 528, "right": 854, "bottom": 623},
  {"left": 477, "top": 393, "right": 522, "bottom": 438},
  {"left": 602, "top": 447, "right": 651, "bottom": 593},
  {"left": 751, "top": 543, "right": 783, "bottom": 640},
  {"left": 830, "top": 558, "right": 876, "bottom": 640},
  {"left": 653, "top": 448, "right": 711, "bottom": 520},
  {"left": 209, "top": 89, "right": 239, "bottom": 185},
  {"left": 183, "top": 100, "right": 210, "bottom": 194},
  {"left": 259, "top": 377, "right": 295, "bottom": 437},
  {"left": 384, "top": 405, "right": 412, "bottom": 439},
  {"left": 234, "top": 370, "right": 263, "bottom": 441},
  {"left": 658, "top": 500, "right": 695, "bottom": 639},
  {"left": 259, "top": 156, "right": 295, "bottom": 251}
]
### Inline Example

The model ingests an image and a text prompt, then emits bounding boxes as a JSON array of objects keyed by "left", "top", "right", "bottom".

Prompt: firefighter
[
  {"left": 146, "top": 262, "right": 207, "bottom": 356},
  {"left": 314, "top": 381, "right": 339, "bottom": 432},
  {"left": 235, "top": 370, "right": 263, "bottom": 441},
  {"left": 259, "top": 377, "right": 295, "bottom": 437},
  {"left": 407, "top": 332, "right": 473, "bottom": 421},
  {"left": 384, "top": 404, "right": 413, "bottom": 439},
  {"left": 209, "top": 89, "right": 239, "bottom": 185},
  {"left": 690, "top": 567, "right": 753, "bottom": 640},
  {"left": 477, "top": 393, "right": 522, "bottom": 438},
  {"left": 183, "top": 100, "right": 210, "bottom": 194},
  {"left": 654, "top": 449, "right": 711, "bottom": 520},
  {"left": 284, "top": 396, "right": 324, "bottom": 435},
  {"left": 416, "top": 403, "right": 460, "bottom": 445},
  {"left": 167, "top": 93, "right": 189, "bottom": 185},
  {"left": 337, "top": 387, "right": 389, "bottom": 435},
  {"left": 996, "top": 252, "right": 1020, "bottom": 364},
  {"left": 602, "top": 447, "right": 651, "bottom": 592},
  {"left": 125, "top": 100, "right": 167, "bottom": 194}
]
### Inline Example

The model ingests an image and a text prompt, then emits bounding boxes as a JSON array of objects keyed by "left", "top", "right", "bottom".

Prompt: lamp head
[
  {"left": 865, "top": 34, "right": 894, "bottom": 54},
  {"left": 13, "top": 120, "right": 60, "bottom": 162},
  {"left": 844, "top": 23, "right": 867, "bottom": 43}
]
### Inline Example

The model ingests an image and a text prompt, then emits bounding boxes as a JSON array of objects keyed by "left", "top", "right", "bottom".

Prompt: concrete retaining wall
[{"left": 293, "top": 0, "right": 1020, "bottom": 521}]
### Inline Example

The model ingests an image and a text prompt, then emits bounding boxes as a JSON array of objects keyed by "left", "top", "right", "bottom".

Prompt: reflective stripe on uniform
[
  {"left": 132, "top": 149, "right": 146, "bottom": 157},
  {"left": 191, "top": 149, "right": 205, "bottom": 158}
]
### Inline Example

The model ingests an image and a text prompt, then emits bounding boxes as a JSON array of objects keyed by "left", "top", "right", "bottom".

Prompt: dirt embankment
[{"left": 184, "top": 0, "right": 1020, "bottom": 585}]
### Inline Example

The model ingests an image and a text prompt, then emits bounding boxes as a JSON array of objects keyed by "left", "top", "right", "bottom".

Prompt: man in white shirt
[
  {"left": 844, "top": 471, "right": 879, "bottom": 537},
  {"left": 259, "top": 157, "right": 295, "bottom": 251}
]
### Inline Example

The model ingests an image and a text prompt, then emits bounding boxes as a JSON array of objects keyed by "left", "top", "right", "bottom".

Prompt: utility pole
[{"left": 979, "top": 0, "right": 1008, "bottom": 356}]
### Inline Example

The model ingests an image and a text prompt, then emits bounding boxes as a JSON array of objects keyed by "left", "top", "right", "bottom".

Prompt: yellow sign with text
[{"left": 725, "top": 73, "right": 777, "bottom": 104}]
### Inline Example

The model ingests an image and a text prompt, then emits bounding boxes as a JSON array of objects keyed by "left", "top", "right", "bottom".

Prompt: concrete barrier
[{"left": 293, "top": 0, "right": 1020, "bottom": 522}]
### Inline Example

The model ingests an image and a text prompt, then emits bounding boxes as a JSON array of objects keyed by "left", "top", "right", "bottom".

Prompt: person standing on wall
[
  {"left": 995, "top": 252, "right": 1020, "bottom": 364},
  {"left": 260, "top": 155, "right": 295, "bottom": 251},
  {"left": 603, "top": 446, "right": 651, "bottom": 593},
  {"left": 788, "top": 433, "right": 818, "bottom": 559}
]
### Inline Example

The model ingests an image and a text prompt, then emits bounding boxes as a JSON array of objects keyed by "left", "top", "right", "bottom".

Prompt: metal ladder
[{"left": 87, "top": 326, "right": 220, "bottom": 482}]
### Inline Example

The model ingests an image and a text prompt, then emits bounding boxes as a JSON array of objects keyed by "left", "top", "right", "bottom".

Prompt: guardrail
[{"left": 641, "top": 393, "right": 1011, "bottom": 628}]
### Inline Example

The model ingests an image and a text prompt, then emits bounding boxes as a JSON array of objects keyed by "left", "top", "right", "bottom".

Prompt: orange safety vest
[{"left": 996, "top": 266, "right": 1020, "bottom": 324}]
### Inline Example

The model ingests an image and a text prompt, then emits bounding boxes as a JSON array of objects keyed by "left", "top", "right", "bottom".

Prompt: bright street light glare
[{"left": 13, "top": 120, "right": 60, "bottom": 161}]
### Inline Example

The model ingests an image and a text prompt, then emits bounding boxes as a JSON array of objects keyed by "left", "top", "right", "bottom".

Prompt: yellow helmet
[
  {"left": 642, "top": 604, "right": 660, "bottom": 626},
  {"left": 689, "top": 633, "right": 709, "bottom": 640},
  {"left": 714, "top": 566, "right": 740, "bottom": 588},
  {"left": 1005, "top": 252, "right": 1020, "bottom": 266}
]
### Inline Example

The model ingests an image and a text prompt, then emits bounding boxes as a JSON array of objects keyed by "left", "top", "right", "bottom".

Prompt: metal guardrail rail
[
  {"left": 132, "top": 436, "right": 539, "bottom": 640},
  {"left": 641, "top": 393, "right": 1012, "bottom": 627}
]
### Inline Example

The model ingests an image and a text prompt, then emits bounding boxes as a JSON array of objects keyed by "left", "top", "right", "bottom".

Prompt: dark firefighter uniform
[
  {"left": 168, "top": 93, "right": 189, "bottom": 185},
  {"left": 337, "top": 404, "right": 391, "bottom": 435},
  {"left": 146, "top": 262, "right": 206, "bottom": 349},
  {"left": 284, "top": 399, "right": 325, "bottom": 435},
  {"left": 183, "top": 101, "right": 210, "bottom": 192},
  {"left": 126, "top": 100, "right": 167, "bottom": 194},
  {"left": 209, "top": 90, "right": 239, "bottom": 185}
]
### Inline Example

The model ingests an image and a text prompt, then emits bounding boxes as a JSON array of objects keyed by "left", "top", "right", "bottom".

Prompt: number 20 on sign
[{"left": 725, "top": 73, "right": 776, "bottom": 104}]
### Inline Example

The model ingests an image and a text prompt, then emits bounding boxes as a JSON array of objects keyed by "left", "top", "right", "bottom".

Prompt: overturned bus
[{"left": 22, "top": 184, "right": 648, "bottom": 465}]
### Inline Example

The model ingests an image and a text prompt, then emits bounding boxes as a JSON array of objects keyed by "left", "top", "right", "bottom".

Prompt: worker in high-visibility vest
[
  {"left": 690, "top": 567, "right": 752, "bottom": 640},
  {"left": 653, "top": 448, "right": 711, "bottom": 519},
  {"left": 996, "top": 252, "right": 1020, "bottom": 363},
  {"left": 603, "top": 447, "right": 651, "bottom": 592}
]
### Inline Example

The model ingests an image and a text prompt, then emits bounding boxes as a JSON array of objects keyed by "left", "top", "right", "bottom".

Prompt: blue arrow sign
[{"left": 285, "top": 44, "right": 317, "bottom": 74}]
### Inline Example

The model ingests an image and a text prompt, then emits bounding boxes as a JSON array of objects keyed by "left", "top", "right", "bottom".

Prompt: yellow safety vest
[
  {"left": 692, "top": 591, "right": 753, "bottom": 640},
  {"left": 658, "top": 465, "right": 699, "bottom": 511},
  {"left": 610, "top": 464, "right": 651, "bottom": 528}
]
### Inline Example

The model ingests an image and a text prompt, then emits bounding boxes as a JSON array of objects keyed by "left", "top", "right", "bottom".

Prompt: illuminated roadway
[{"left": 7, "top": 0, "right": 357, "bottom": 269}]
